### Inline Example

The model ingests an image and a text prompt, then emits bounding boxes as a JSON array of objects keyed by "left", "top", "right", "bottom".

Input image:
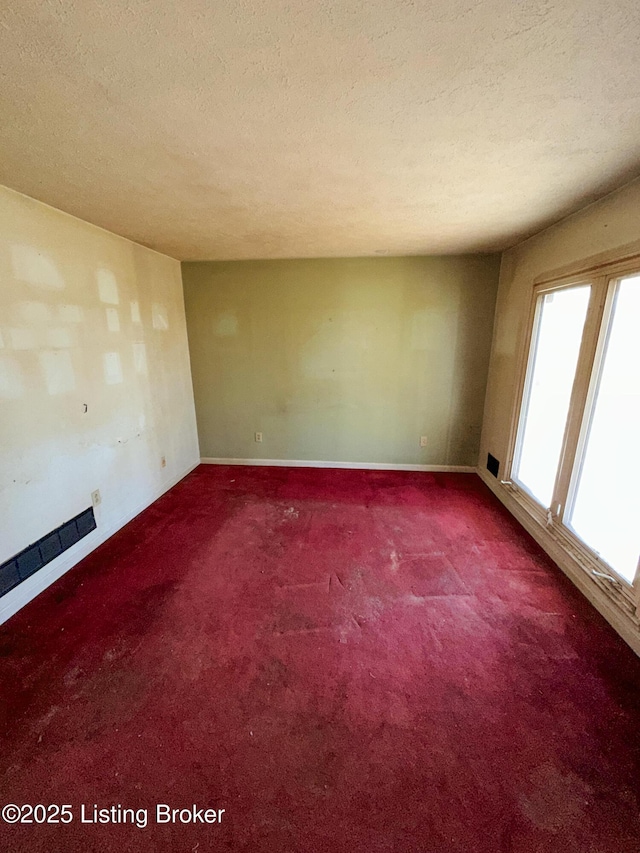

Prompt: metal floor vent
[
  {"left": 487, "top": 453, "right": 500, "bottom": 478},
  {"left": 0, "top": 507, "right": 96, "bottom": 598}
]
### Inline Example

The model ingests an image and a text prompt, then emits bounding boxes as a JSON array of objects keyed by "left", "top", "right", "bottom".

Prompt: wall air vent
[
  {"left": 487, "top": 453, "right": 500, "bottom": 478},
  {"left": 0, "top": 507, "right": 96, "bottom": 599}
]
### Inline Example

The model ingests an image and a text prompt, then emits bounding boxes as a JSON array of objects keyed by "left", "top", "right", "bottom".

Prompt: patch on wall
[
  {"left": 97, "top": 268, "right": 119, "bottom": 305},
  {"left": 300, "top": 314, "right": 376, "bottom": 379},
  {"left": 11, "top": 245, "right": 64, "bottom": 290},
  {"left": 0, "top": 507, "right": 96, "bottom": 599},
  {"left": 215, "top": 311, "right": 238, "bottom": 336}
]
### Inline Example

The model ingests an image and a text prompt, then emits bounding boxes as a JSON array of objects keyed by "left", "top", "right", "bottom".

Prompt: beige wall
[
  {"left": 183, "top": 256, "right": 500, "bottom": 466},
  {"left": 0, "top": 186, "right": 199, "bottom": 620},
  {"left": 480, "top": 177, "right": 640, "bottom": 477}
]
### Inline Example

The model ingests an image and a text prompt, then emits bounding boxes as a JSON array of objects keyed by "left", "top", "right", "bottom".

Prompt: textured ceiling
[{"left": 1, "top": 1, "right": 640, "bottom": 260}]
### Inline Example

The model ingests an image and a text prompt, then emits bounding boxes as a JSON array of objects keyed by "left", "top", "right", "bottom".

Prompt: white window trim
[{"left": 500, "top": 246, "right": 640, "bottom": 632}]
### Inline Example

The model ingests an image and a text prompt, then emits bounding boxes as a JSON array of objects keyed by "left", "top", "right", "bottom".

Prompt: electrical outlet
[
  {"left": 420, "top": 436, "right": 428, "bottom": 447},
  {"left": 255, "top": 432, "right": 263, "bottom": 443},
  {"left": 161, "top": 455, "right": 167, "bottom": 468},
  {"left": 91, "top": 489, "right": 101, "bottom": 507}
]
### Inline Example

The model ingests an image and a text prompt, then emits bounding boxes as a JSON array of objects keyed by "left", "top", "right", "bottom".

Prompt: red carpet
[{"left": 1, "top": 466, "right": 639, "bottom": 852}]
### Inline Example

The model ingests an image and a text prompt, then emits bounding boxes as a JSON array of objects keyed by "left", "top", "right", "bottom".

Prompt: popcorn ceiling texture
[{"left": 1, "top": 0, "right": 639, "bottom": 260}]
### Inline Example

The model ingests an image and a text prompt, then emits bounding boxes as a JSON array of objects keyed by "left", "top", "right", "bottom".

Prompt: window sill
[{"left": 478, "top": 468, "right": 640, "bottom": 656}]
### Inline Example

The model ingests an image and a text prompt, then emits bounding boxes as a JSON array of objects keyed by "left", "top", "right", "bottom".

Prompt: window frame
[
  {"left": 509, "top": 277, "right": 596, "bottom": 512},
  {"left": 505, "top": 248, "right": 640, "bottom": 601}
]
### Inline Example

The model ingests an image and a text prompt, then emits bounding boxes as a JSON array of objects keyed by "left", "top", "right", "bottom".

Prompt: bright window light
[
  {"left": 567, "top": 276, "right": 640, "bottom": 583},
  {"left": 513, "top": 285, "right": 590, "bottom": 508}
]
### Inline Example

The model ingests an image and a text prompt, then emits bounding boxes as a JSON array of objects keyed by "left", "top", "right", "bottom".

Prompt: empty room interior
[{"left": 1, "top": 1, "right": 640, "bottom": 851}]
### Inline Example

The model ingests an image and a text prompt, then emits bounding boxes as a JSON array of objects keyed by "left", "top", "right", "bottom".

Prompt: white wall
[{"left": 0, "top": 186, "right": 199, "bottom": 622}]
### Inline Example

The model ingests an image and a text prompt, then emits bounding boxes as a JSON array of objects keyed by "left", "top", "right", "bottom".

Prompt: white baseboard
[
  {"left": 0, "top": 460, "right": 200, "bottom": 626},
  {"left": 477, "top": 467, "right": 640, "bottom": 657},
  {"left": 200, "top": 457, "right": 476, "bottom": 473}
]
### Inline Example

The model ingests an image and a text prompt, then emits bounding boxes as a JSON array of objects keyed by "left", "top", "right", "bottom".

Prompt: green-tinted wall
[{"left": 182, "top": 256, "right": 500, "bottom": 466}]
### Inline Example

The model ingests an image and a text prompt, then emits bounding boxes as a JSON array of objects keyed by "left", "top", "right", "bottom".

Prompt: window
[
  {"left": 512, "top": 285, "right": 590, "bottom": 508},
  {"left": 511, "top": 264, "right": 640, "bottom": 589}
]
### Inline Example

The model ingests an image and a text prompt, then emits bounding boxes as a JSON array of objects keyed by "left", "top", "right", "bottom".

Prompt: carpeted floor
[{"left": 0, "top": 465, "right": 639, "bottom": 852}]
